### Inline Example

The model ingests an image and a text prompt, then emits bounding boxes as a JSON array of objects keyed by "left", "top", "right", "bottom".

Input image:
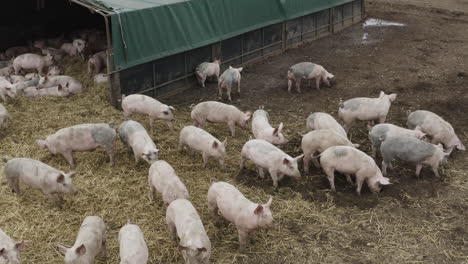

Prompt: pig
[
  {"left": 121, "top": 94, "right": 176, "bottom": 131},
  {"left": 240, "top": 139, "right": 303, "bottom": 188},
  {"left": 36, "top": 75, "right": 85, "bottom": 95},
  {"left": 407, "top": 110, "right": 465, "bottom": 152},
  {"left": 4, "top": 46, "right": 30, "bottom": 59},
  {"left": 119, "top": 222, "right": 148, "bottom": 264},
  {"left": 0, "top": 60, "right": 12, "bottom": 68},
  {"left": 13, "top": 79, "right": 39, "bottom": 93},
  {"left": 25, "top": 73, "right": 39, "bottom": 80},
  {"left": 33, "top": 40, "right": 46, "bottom": 49},
  {"left": 179, "top": 126, "right": 227, "bottom": 168},
  {"left": 93, "top": 73, "right": 108, "bottom": 84},
  {"left": 369, "top": 123, "right": 426, "bottom": 158},
  {"left": 0, "top": 103, "right": 9, "bottom": 130},
  {"left": 9, "top": 75, "right": 26, "bottom": 84},
  {"left": 190, "top": 101, "right": 251, "bottom": 136},
  {"left": 148, "top": 160, "right": 189, "bottom": 205},
  {"left": 0, "top": 66, "right": 13, "bottom": 77},
  {"left": 166, "top": 199, "right": 211, "bottom": 264},
  {"left": 36, "top": 123, "right": 116, "bottom": 168},
  {"left": 0, "top": 79, "right": 15, "bottom": 102},
  {"left": 207, "top": 181, "right": 273, "bottom": 250},
  {"left": 195, "top": 59, "right": 220, "bottom": 88},
  {"left": 306, "top": 112, "right": 347, "bottom": 138},
  {"left": 13, "top": 53, "right": 54, "bottom": 75},
  {"left": 252, "top": 106, "right": 288, "bottom": 145},
  {"left": 302, "top": 129, "right": 359, "bottom": 172},
  {"left": 380, "top": 136, "right": 449, "bottom": 178},
  {"left": 0, "top": 228, "right": 25, "bottom": 264},
  {"left": 338, "top": 91, "right": 397, "bottom": 131},
  {"left": 41, "top": 47, "right": 65, "bottom": 61},
  {"left": 58, "top": 216, "right": 107, "bottom": 264},
  {"left": 3, "top": 158, "right": 77, "bottom": 207},
  {"left": 87, "top": 51, "right": 106, "bottom": 75},
  {"left": 119, "top": 120, "right": 159, "bottom": 165},
  {"left": 60, "top": 39, "right": 86, "bottom": 57},
  {"left": 47, "top": 65, "right": 63, "bottom": 76},
  {"left": 24, "top": 84, "right": 70, "bottom": 98},
  {"left": 287, "top": 62, "right": 334, "bottom": 93},
  {"left": 319, "top": 146, "right": 391, "bottom": 194},
  {"left": 218, "top": 66, "right": 243, "bottom": 101}
]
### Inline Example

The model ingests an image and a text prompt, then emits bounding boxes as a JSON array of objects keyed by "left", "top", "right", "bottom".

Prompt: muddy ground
[{"left": 1, "top": 0, "right": 467, "bottom": 263}]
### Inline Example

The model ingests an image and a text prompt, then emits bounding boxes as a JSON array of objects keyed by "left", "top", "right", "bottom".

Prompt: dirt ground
[{"left": 1, "top": 0, "right": 467, "bottom": 263}]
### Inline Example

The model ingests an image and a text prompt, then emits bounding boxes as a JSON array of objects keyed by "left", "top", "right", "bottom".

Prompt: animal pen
[{"left": 5, "top": 0, "right": 365, "bottom": 105}]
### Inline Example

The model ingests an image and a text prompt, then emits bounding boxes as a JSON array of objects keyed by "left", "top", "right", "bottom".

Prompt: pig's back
[{"left": 381, "top": 136, "right": 435, "bottom": 163}]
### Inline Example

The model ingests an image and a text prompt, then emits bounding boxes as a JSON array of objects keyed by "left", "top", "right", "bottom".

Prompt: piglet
[
  {"left": 9, "top": 75, "right": 27, "bottom": 84},
  {"left": 252, "top": 106, "right": 287, "bottom": 145},
  {"left": 369, "top": 123, "right": 426, "bottom": 158},
  {"left": 0, "top": 66, "right": 14, "bottom": 77},
  {"left": 58, "top": 216, "right": 107, "bottom": 264},
  {"left": 191, "top": 101, "right": 251, "bottom": 136},
  {"left": 380, "top": 136, "right": 449, "bottom": 178},
  {"left": 0, "top": 78, "right": 16, "bottom": 102},
  {"left": 287, "top": 62, "right": 334, "bottom": 93},
  {"left": 24, "top": 84, "right": 70, "bottom": 98},
  {"left": 148, "top": 160, "right": 189, "bottom": 205},
  {"left": 4, "top": 46, "right": 30, "bottom": 59},
  {"left": 338, "top": 91, "right": 397, "bottom": 131},
  {"left": 208, "top": 181, "right": 273, "bottom": 250},
  {"left": 13, "top": 53, "right": 54, "bottom": 75},
  {"left": 166, "top": 199, "right": 211, "bottom": 264},
  {"left": 119, "top": 222, "right": 148, "bottom": 264},
  {"left": 218, "top": 66, "right": 242, "bottom": 101},
  {"left": 88, "top": 51, "right": 106, "bottom": 76},
  {"left": 60, "top": 39, "right": 86, "bottom": 57},
  {"left": 195, "top": 59, "right": 220, "bottom": 88},
  {"left": 37, "top": 123, "right": 116, "bottom": 168},
  {"left": 119, "top": 120, "right": 159, "bottom": 165},
  {"left": 4, "top": 158, "right": 76, "bottom": 207},
  {"left": 407, "top": 110, "right": 465, "bottom": 152},
  {"left": 0, "top": 228, "right": 25, "bottom": 264},
  {"left": 94, "top": 73, "right": 108, "bottom": 84},
  {"left": 121, "top": 94, "right": 175, "bottom": 131},
  {"left": 319, "top": 146, "right": 391, "bottom": 194},
  {"left": 179, "top": 126, "right": 227, "bottom": 168},
  {"left": 0, "top": 103, "right": 9, "bottom": 130},
  {"left": 36, "top": 75, "right": 85, "bottom": 95},
  {"left": 306, "top": 112, "right": 347, "bottom": 138},
  {"left": 47, "top": 65, "right": 63, "bottom": 76},
  {"left": 302, "top": 129, "right": 359, "bottom": 172},
  {"left": 240, "top": 139, "right": 303, "bottom": 188}
]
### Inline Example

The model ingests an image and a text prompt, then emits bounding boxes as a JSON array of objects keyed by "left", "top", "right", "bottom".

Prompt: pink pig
[
  {"left": 148, "top": 160, "right": 189, "bottom": 205},
  {"left": 207, "top": 181, "right": 273, "bottom": 250},
  {"left": 287, "top": 62, "right": 334, "bottom": 93}
]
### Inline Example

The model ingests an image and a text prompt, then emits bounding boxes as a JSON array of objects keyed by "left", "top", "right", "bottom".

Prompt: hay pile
[{"left": 1, "top": 55, "right": 467, "bottom": 264}]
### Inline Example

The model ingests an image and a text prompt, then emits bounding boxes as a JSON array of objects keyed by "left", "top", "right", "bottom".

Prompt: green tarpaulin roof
[{"left": 75, "top": 0, "right": 354, "bottom": 70}]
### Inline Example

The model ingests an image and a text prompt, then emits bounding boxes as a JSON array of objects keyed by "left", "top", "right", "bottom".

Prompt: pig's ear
[
  {"left": 282, "top": 158, "right": 290, "bottom": 165},
  {"left": 57, "top": 84, "right": 63, "bottom": 91},
  {"left": 15, "top": 241, "right": 25, "bottom": 250},
  {"left": 68, "top": 171, "right": 76, "bottom": 178},
  {"left": 456, "top": 143, "right": 466, "bottom": 151},
  {"left": 379, "top": 91, "right": 385, "bottom": 98},
  {"left": 278, "top": 122, "right": 284, "bottom": 133},
  {"left": 238, "top": 67, "right": 243, "bottom": 72},
  {"left": 414, "top": 126, "right": 422, "bottom": 131},
  {"left": 57, "top": 244, "right": 68, "bottom": 255},
  {"left": 379, "top": 177, "right": 391, "bottom": 185},
  {"left": 169, "top": 106, "right": 176, "bottom": 111},
  {"left": 212, "top": 141, "right": 219, "bottom": 149},
  {"left": 254, "top": 204, "right": 264, "bottom": 215},
  {"left": 272, "top": 127, "right": 279, "bottom": 136},
  {"left": 229, "top": 66, "right": 233, "bottom": 69},
  {"left": 244, "top": 111, "right": 252, "bottom": 120},
  {"left": 294, "top": 154, "right": 304, "bottom": 161},
  {"left": 65, "top": 82, "right": 69, "bottom": 88},
  {"left": 36, "top": 140, "right": 47, "bottom": 149},
  {"left": 57, "top": 174, "right": 65, "bottom": 183},
  {"left": 44, "top": 75, "right": 48, "bottom": 81},
  {"left": 265, "top": 196, "right": 273, "bottom": 208},
  {"left": 353, "top": 144, "right": 360, "bottom": 148},
  {"left": 389, "top": 93, "right": 397, "bottom": 102},
  {"left": 222, "top": 138, "right": 227, "bottom": 147},
  {"left": 75, "top": 244, "right": 86, "bottom": 256}
]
